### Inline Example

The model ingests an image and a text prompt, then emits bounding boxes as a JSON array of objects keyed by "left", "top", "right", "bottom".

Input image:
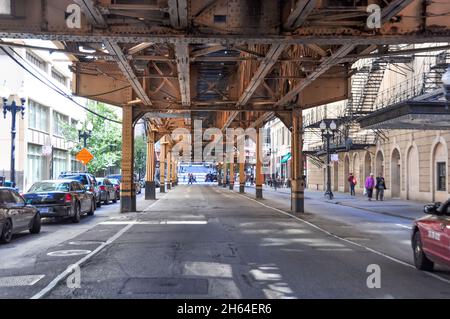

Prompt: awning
[{"left": 281, "top": 153, "right": 291, "bottom": 163}]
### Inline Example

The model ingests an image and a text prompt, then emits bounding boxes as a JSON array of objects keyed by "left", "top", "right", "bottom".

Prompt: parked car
[
  {"left": 58, "top": 172, "right": 102, "bottom": 208},
  {"left": 24, "top": 180, "right": 95, "bottom": 223},
  {"left": 412, "top": 199, "right": 450, "bottom": 271},
  {"left": 107, "top": 174, "right": 142, "bottom": 194},
  {"left": 109, "top": 178, "right": 121, "bottom": 200},
  {"left": 0, "top": 187, "right": 41, "bottom": 244},
  {"left": 97, "top": 178, "right": 117, "bottom": 204}
]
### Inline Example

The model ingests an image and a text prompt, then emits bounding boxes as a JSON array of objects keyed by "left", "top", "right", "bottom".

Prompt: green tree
[
  {"left": 63, "top": 101, "right": 122, "bottom": 176},
  {"left": 134, "top": 134, "right": 147, "bottom": 180}
]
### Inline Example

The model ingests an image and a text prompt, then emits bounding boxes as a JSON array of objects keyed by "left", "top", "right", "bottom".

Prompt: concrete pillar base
[
  {"left": 145, "top": 181, "right": 156, "bottom": 200},
  {"left": 120, "top": 194, "right": 136, "bottom": 212},
  {"left": 222, "top": 182, "right": 227, "bottom": 188},
  {"left": 229, "top": 183, "right": 234, "bottom": 190},
  {"left": 256, "top": 186, "right": 263, "bottom": 199},
  {"left": 291, "top": 196, "right": 305, "bottom": 214},
  {"left": 167, "top": 182, "right": 172, "bottom": 190},
  {"left": 239, "top": 184, "right": 245, "bottom": 193},
  {"left": 218, "top": 180, "right": 222, "bottom": 186},
  {"left": 160, "top": 184, "right": 166, "bottom": 193}
]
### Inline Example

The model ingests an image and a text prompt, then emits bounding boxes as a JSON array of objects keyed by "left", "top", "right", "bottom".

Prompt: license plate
[{"left": 39, "top": 207, "right": 49, "bottom": 213}]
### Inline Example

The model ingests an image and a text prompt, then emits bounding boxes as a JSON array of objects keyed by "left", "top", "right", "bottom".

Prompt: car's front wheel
[
  {"left": 104, "top": 193, "right": 109, "bottom": 205},
  {"left": 0, "top": 219, "right": 13, "bottom": 244},
  {"left": 113, "top": 192, "right": 117, "bottom": 203},
  {"left": 97, "top": 195, "right": 102, "bottom": 208},
  {"left": 413, "top": 231, "right": 434, "bottom": 271},
  {"left": 29, "top": 213, "right": 41, "bottom": 234}
]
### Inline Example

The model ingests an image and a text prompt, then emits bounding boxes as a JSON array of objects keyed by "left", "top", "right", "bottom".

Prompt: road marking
[
  {"left": 0, "top": 275, "right": 45, "bottom": 287},
  {"left": 227, "top": 188, "right": 450, "bottom": 286},
  {"left": 396, "top": 224, "right": 412, "bottom": 230},
  {"left": 47, "top": 250, "right": 91, "bottom": 257},
  {"left": 100, "top": 220, "right": 207, "bottom": 225},
  {"left": 31, "top": 195, "right": 165, "bottom": 299}
]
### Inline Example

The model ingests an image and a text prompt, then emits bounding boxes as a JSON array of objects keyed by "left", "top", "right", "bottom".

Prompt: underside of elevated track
[{"left": 1, "top": 0, "right": 450, "bottom": 212}]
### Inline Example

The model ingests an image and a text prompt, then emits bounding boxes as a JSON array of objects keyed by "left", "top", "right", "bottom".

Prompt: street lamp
[
  {"left": 1, "top": 84, "right": 26, "bottom": 188},
  {"left": 442, "top": 66, "right": 450, "bottom": 111},
  {"left": 76, "top": 121, "right": 93, "bottom": 148},
  {"left": 320, "top": 120, "right": 337, "bottom": 200}
]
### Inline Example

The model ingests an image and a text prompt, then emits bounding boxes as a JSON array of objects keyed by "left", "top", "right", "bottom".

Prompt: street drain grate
[
  {"left": 0, "top": 275, "right": 45, "bottom": 287},
  {"left": 120, "top": 278, "right": 209, "bottom": 295}
]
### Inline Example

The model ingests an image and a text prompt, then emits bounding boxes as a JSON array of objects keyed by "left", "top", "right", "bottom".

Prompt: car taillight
[
  {"left": 99, "top": 185, "right": 106, "bottom": 191},
  {"left": 65, "top": 193, "right": 72, "bottom": 203}
]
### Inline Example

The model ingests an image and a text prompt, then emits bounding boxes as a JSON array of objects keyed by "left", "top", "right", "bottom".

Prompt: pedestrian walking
[
  {"left": 365, "top": 173, "right": 375, "bottom": 201},
  {"left": 348, "top": 173, "right": 356, "bottom": 196},
  {"left": 375, "top": 173, "right": 386, "bottom": 201}
]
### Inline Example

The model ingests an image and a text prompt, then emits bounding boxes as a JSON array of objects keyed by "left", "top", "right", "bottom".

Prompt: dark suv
[{"left": 58, "top": 172, "right": 102, "bottom": 208}]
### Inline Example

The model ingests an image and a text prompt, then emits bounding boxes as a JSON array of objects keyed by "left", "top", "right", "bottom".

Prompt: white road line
[
  {"left": 396, "top": 224, "right": 412, "bottom": 230},
  {"left": 225, "top": 188, "right": 450, "bottom": 286},
  {"left": 31, "top": 194, "right": 165, "bottom": 299}
]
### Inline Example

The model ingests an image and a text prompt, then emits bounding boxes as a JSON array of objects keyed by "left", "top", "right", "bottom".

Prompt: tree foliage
[
  {"left": 134, "top": 134, "right": 147, "bottom": 180},
  {"left": 63, "top": 101, "right": 122, "bottom": 176}
]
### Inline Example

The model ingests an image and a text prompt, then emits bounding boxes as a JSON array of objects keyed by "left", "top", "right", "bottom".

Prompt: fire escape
[{"left": 304, "top": 58, "right": 389, "bottom": 167}]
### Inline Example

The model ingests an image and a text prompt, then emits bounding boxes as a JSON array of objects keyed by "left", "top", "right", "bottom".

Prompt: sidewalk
[{"left": 237, "top": 184, "right": 427, "bottom": 221}]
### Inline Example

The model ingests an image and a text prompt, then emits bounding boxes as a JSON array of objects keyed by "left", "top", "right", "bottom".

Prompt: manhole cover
[
  {"left": 120, "top": 278, "right": 208, "bottom": 295},
  {"left": 47, "top": 249, "right": 91, "bottom": 257}
]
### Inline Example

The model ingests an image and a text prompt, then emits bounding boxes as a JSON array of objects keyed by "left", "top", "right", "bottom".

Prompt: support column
[
  {"left": 229, "top": 162, "right": 234, "bottom": 190},
  {"left": 120, "top": 105, "right": 136, "bottom": 212},
  {"left": 172, "top": 160, "right": 177, "bottom": 186},
  {"left": 145, "top": 131, "right": 156, "bottom": 200},
  {"left": 239, "top": 161, "right": 245, "bottom": 193},
  {"left": 167, "top": 147, "right": 172, "bottom": 190},
  {"left": 291, "top": 109, "right": 305, "bottom": 213},
  {"left": 256, "top": 129, "right": 263, "bottom": 199},
  {"left": 160, "top": 137, "right": 166, "bottom": 193},
  {"left": 222, "top": 163, "right": 227, "bottom": 188},
  {"left": 218, "top": 163, "right": 222, "bottom": 186}
]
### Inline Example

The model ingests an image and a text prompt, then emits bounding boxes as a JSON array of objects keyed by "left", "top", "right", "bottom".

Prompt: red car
[{"left": 412, "top": 199, "right": 450, "bottom": 271}]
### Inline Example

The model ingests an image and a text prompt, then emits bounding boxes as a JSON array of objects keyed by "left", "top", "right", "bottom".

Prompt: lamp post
[
  {"left": 76, "top": 121, "right": 93, "bottom": 148},
  {"left": 1, "top": 86, "right": 26, "bottom": 188},
  {"left": 442, "top": 66, "right": 450, "bottom": 111},
  {"left": 320, "top": 120, "right": 337, "bottom": 200}
]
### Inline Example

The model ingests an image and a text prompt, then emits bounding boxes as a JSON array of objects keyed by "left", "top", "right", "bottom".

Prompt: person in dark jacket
[{"left": 375, "top": 173, "right": 386, "bottom": 201}]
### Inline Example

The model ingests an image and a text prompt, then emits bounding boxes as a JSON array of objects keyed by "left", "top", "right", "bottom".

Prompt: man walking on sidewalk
[
  {"left": 365, "top": 173, "right": 375, "bottom": 201},
  {"left": 348, "top": 173, "right": 356, "bottom": 196},
  {"left": 375, "top": 173, "right": 386, "bottom": 201}
]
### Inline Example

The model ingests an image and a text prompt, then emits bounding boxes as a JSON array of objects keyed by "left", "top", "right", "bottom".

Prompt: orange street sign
[{"left": 76, "top": 148, "right": 94, "bottom": 165}]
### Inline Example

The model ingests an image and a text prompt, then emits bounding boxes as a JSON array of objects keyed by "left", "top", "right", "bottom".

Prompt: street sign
[{"left": 76, "top": 148, "right": 94, "bottom": 165}]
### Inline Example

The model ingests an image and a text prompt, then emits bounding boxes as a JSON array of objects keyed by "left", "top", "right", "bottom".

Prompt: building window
[
  {"left": 71, "top": 155, "right": 83, "bottom": 172},
  {"left": 51, "top": 68, "right": 67, "bottom": 86},
  {"left": 26, "top": 51, "right": 47, "bottom": 72},
  {"left": 27, "top": 144, "right": 44, "bottom": 189},
  {"left": 437, "top": 162, "right": 446, "bottom": 191},
  {"left": 52, "top": 149, "right": 67, "bottom": 179},
  {"left": 28, "top": 100, "right": 49, "bottom": 132},
  {"left": 53, "top": 111, "right": 68, "bottom": 136}
]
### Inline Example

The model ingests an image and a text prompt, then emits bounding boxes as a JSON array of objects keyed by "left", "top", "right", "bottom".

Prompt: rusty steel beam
[
  {"left": 284, "top": 0, "right": 317, "bottom": 30},
  {"left": 127, "top": 42, "right": 153, "bottom": 55},
  {"left": 222, "top": 44, "right": 287, "bottom": 130},
  {"left": 174, "top": 43, "right": 190, "bottom": 106},
  {"left": 76, "top": 0, "right": 152, "bottom": 106}
]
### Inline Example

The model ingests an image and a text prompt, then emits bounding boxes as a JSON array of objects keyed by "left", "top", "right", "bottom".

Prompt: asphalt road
[{"left": 1, "top": 185, "right": 450, "bottom": 299}]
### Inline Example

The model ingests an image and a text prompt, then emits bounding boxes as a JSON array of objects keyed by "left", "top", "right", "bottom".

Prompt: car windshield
[
  {"left": 28, "top": 182, "right": 70, "bottom": 192},
  {"left": 60, "top": 175, "right": 88, "bottom": 185}
]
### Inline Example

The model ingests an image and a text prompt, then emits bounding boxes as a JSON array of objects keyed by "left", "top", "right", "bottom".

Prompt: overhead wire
[{"left": 1, "top": 46, "right": 122, "bottom": 124}]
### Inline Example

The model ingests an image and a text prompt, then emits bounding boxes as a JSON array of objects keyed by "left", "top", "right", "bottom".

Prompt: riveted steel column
[
  {"left": 229, "top": 162, "right": 235, "bottom": 190},
  {"left": 255, "top": 130, "right": 263, "bottom": 199},
  {"left": 145, "top": 131, "right": 156, "bottom": 200},
  {"left": 167, "top": 146, "right": 172, "bottom": 190},
  {"left": 291, "top": 109, "right": 305, "bottom": 213},
  {"left": 120, "top": 105, "right": 136, "bottom": 212},
  {"left": 239, "top": 161, "right": 245, "bottom": 193},
  {"left": 160, "top": 137, "right": 167, "bottom": 193}
]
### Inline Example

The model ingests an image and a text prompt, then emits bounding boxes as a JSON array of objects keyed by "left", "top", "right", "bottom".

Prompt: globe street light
[
  {"left": 76, "top": 121, "right": 93, "bottom": 148},
  {"left": 442, "top": 66, "right": 450, "bottom": 111},
  {"left": 320, "top": 120, "right": 337, "bottom": 200},
  {"left": 1, "top": 84, "right": 26, "bottom": 188}
]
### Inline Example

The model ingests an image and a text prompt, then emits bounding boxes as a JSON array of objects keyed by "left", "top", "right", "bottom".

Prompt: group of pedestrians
[{"left": 348, "top": 172, "right": 386, "bottom": 201}]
